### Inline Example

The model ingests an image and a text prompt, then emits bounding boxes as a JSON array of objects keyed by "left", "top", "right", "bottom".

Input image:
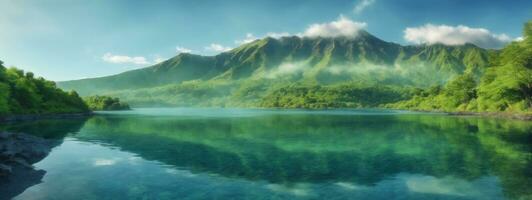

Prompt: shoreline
[
  {"left": 115, "top": 106, "right": 532, "bottom": 121},
  {"left": 394, "top": 108, "right": 532, "bottom": 121},
  {"left": 0, "top": 112, "right": 93, "bottom": 123},
  {"left": 0, "top": 108, "right": 529, "bottom": 122},
  {"left": 446, "top": 111, "right": 532, "bottom": 121}
]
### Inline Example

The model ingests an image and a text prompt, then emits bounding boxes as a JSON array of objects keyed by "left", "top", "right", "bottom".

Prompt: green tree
[
  {"left": 477, "top": 21, "right": 532, "bottom": 112},
  {"left": 444, "top": 74, "right": 477, "bottom": 105},
  {"left": 0, "top": 62, "right": 90, "bottom": 116},
  {"left": 0, "top": 83, "right": 9, "bottom": 114},
  {"left": 84, "top": 95, "right": 130, "bottom": 111}
]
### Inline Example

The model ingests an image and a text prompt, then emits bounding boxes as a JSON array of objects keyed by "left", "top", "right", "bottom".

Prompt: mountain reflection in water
[{"left": 1, "top": 108, "right": 530, "bottom": 200}]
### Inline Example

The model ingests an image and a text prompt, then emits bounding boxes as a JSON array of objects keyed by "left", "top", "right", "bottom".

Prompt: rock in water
[
  {"left": 0, "top": 131, "right": 55, "bottom": 200},
  {"left": 0, "top": 131, "right": 54, "bottom": 176}
]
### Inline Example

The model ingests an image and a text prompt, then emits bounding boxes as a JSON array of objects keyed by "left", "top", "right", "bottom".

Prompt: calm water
[{"left": 1, "top": 108, "right": 531, "bottom": 200}]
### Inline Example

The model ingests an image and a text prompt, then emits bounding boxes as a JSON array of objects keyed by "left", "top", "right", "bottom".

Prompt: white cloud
[
  {"left": 404, "top": 24, "right": 514, "bottom": 49},
  {"left": 232, "top": 17, "right": 366, "bottom": 46},
  {"left": 154, "top": 58, "right": 165, "bottom": 63},
  {"left": 233, "top": 17, "right": 367, "bottom": 46},
  {"left": 205, "top": 43, "right": 232, "bottom": 52},
  {"left": 335, "top": 182, "right": 362, "bottom": 190},
  {"left": 235, "top": 32, "right": 292, "bottom": 45},
  {"left": 102, "top": 53, "right": 150, "bottom": 65},
  {"left": 235, "top": 33, "right": 258, "bottom": 45},
  {"left": 266, "top": 32, "right": 291, "bottom": 38},
  {"left": 276, "top": 63, "right": 305, "bottom": 74},
  {"left": 265, "top": 61, "right": 308, "bottom": 79},
  {"left": 154, "top": 55, "right": 166, "bottom": 63},
  {"left": 266, "top": 183, "right": 312, "bottom": 197},
  {"left": 354, "top": 0, "right": 376, "bottom": 14},
  {"left": 515, "top": 36, "right": 524, "bottom": 41},
  {"left": 93, "top": 158, "right": 117, "bottom": 166},
  {"left": 176, "top": 46, "right": 192, "bottom": 53},
  {"left": 303, "top": 16, "right": 367, "bottom": 38}
]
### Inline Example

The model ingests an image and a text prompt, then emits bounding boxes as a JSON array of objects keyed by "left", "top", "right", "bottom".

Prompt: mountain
[
  {"left": 59, "top": 31, "right": 491, "bottom": 95},
  {"left": 390, "top": 21, "right": 531, "bottom": 114},
  {"left": 58, "top": 30, "right": 504, "bottom": 108}
]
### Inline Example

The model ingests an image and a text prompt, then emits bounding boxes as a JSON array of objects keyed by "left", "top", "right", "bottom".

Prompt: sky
[{"left": 0, "top": 0, "right": 530, "bottom": 81}]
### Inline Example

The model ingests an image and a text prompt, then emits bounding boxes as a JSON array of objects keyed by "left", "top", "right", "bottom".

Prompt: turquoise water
[{"left": 1, "top": 108, "right": 531, "bottom": 200}]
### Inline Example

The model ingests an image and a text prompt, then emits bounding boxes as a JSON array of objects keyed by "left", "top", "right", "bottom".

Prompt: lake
[{"left": 1, "top": 108, "right": 531, "bottom": 200}]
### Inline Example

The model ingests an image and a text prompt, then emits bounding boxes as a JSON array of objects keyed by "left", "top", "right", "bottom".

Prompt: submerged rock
[
  {"left": 0, "top": 163, "right": 11, "bottom": 174},
  {"left": 0, "top": 131, "right": 55, "bottom": 200},
  {"left": 0, "top": 164, "right": 46, "bottom": 200},
  {"left": 0, "top": 131, "right": 53, "bottom": 176}
]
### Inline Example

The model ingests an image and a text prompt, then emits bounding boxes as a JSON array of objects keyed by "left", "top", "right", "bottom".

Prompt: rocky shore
[
  {"left": 0, "top": 131, "right": 54, "bottom": 176},
  {"left": 0, "top": 131, "right": 59, "bottom": 200}
]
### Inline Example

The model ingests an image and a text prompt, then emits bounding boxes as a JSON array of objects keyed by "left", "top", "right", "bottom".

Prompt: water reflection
[
  {"left": 0, "top": 118, "right": 88, "bottom": 200},
  {"left": 2, "top": 109, "right": 531, "bottom": 199}
]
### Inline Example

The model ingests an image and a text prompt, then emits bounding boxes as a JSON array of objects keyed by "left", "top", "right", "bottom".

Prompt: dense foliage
[
  {"left": 390, "top": 21, "right": 532, "bottom": 114},
  {"left": 259, "top": 84, "right": 412, "bottom": 109},
  {"left": 84, "top": 95, "right": 130, "bottom": 111},
  {"left": 0, "top": 62, "right": 89, "bottom": 116}
]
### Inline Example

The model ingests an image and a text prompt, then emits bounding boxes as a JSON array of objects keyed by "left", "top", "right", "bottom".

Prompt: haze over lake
[{"left": 2, "top": 108, "right": 530, "bottom": 200}]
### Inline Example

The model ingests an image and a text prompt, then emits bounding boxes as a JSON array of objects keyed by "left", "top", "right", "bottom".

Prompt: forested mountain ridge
[
  {"left": 390, "top": 21, "right": 532, "bottom": 114},
  {"left": 57, "top": 22, "right": 531, "bottom": 114},
  {"left": 58, "top": 30, "right": 492, "bottom": 95}
]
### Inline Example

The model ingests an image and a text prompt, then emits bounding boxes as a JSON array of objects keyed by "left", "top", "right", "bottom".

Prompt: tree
[
  {"left": 444, "top": 74, "right": 477, "bottom": 105},
  {"left": 477, "top": 20, "right": 532, "bottom": 112},
  {"left": 84, "top": 95, "right": 130, "bottom": 111},
  {"left": 0, "top": 83, "right": 10, "bottom": 114},
  {"left": 0, "top": 63, "right": 90, "bottom": 116}
]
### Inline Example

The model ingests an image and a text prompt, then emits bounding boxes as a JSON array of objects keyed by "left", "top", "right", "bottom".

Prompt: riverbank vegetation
[
  {"left": 259, "top": 84, "right": 413, "bottom": 109},
  {"left": 0, "top": 61, "right": 131, "bottom": 118},
  {"left": 388, "top": 21, "right": 531, "bottom": 114},
  {"left": 84, "top": 95, "right": 130, "bottom": 111},
  {"left": 0, "top": 61, "right": 89, "bottom": 116}
]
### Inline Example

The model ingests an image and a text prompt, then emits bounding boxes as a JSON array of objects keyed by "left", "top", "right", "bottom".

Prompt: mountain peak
[
  {"left": 59, "top": 30, "right": 491, "bottom": 95},
  {"left": 250, "top": 30, "right": 391, "bottom": 48}
]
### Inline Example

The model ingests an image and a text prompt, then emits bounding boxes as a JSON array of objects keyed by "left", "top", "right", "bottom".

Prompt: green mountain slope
[
  {"left": 59, "top": 31, "right": 491, "bottom": 96},
  {"left": 389, "top": 21, "right": 531, "bottom": 114},
  {"left": 59, "top": 53, "right": 219, "bottom": 94},
  {"left": 59, "top": 28, "right": 530, "bottom": 111}
]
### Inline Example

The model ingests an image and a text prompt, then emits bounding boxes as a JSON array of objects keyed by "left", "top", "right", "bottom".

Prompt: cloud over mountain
[
  {"left": 404, "top": 24, "right": 513, "bottom": 49},
  {"left": 303, "top": 16, "right": 367, "bottom": 38},
  {"left": 235, "top": 32, "right": 291, "bottom": 45},
  {"left": 234, "top": 17, "right": 367, "bottom": 44},
  {"left": 176, "top": 46, "right": 192, "bottom": 53},
  {"left": 102, "top": 53, "right": 149, "bottom": 65},
  {"left": 205, "top": 43, "right": 232, "bottom": 52}
]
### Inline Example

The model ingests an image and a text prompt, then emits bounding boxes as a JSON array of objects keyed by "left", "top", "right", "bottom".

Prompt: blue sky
[{"left": 0, "top": 0, "right": 530, "bottom": 81}]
